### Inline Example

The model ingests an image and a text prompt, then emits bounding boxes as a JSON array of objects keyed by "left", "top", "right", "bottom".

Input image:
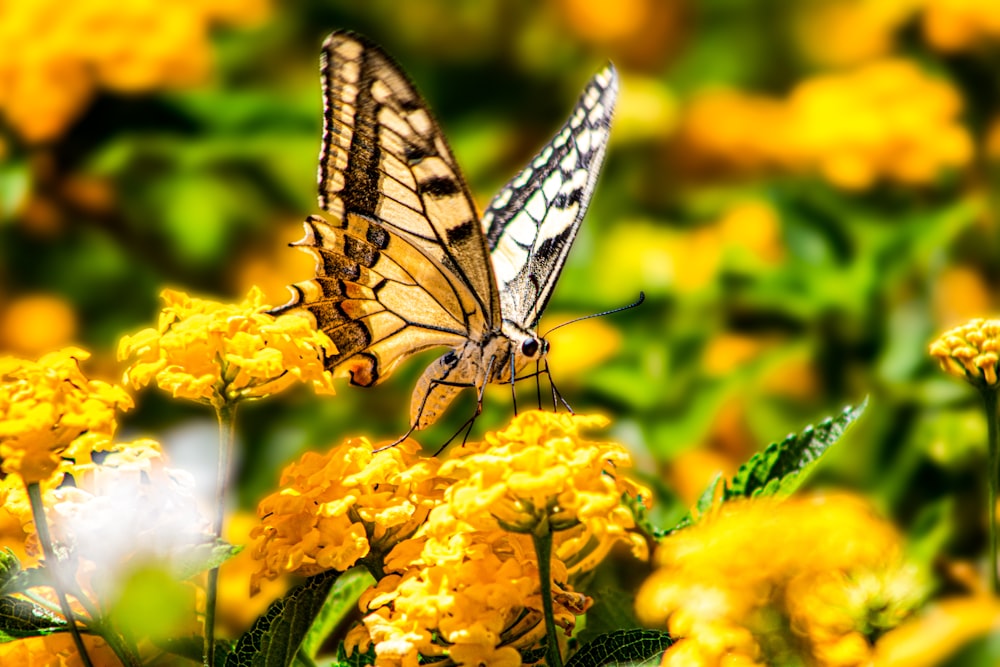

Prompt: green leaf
[
  {"left": 0, "top": 550, "right": 22, "bottom": 594},
  {"left": 0, "top": 159, "right": 30, "bottom": 222},
  {"left": 300, "top": 567, "right": 373, "bottom": 659},
  {"left": 225, "top": 570, "right": 340, "bottom": 667},
  {"left": 0, "top": 595, "right": 66, "bottom": 642},
  {"left": 330, "top": 642, "right": 376, "bottom": 667},
  {"left": 672, "top": 399, "right": 868, "bottom": 532},
  {"left": 565, "top": 629, "right": 674, "bottom": 667},
  {"left": 172, "top": 540, "right": 242, "bottom": 580}
]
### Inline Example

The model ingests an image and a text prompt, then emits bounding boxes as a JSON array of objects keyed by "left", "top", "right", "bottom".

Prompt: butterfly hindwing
[
  {"left": 281, "top": 213, "right": 470, "bottom": 386},
  {"left": 483, "top": 65, "right": 618, "bottom": 329},
  {"left": 318, "top": 31, "right": 501, "bottom": 326}
]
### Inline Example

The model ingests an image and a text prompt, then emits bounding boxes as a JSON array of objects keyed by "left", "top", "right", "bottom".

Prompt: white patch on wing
[{"left": 524, "top": 188, "right": 547, "bottom": 222}]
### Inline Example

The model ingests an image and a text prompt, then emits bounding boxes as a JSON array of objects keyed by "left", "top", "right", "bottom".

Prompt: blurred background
[{"left": 2, "top": 0, "right": 999, "bottom": 567}]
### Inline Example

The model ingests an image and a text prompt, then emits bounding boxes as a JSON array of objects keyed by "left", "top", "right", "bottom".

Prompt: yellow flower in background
[
  {"left": 933, "top": 265, "right": 994, "bottom": 328},
  {"left": 0, "top": 0, "right": 270, "bottom": 142},
  {"left": 636, "top": 495, "right": 922, "bottom": 667},
  {"left": 0, "top": 294, "right": 78, "bottom": 359},
  {"left": 793, "top": 0, "right": 923, "bottom": 66},
  {"left": 0, "top": 348, "right": 132, "bottom": 484},
  {"left": 929, "top": 318, "right": 1000, "bottom": 388},
  {"left": 873, "top": 597, "right": 1000, "bottom": 666},
  {"left": 680, "top": 59, "right": 972, "bottom": 190},
  {"left": 250, "top": 437, "right": 446, "bottom": 592},
  {"left": 0, "top": 633, "right": 118, "bottom": 667},
  {"left": 922, "top": 0, "right": 1000, "bottom": 52},
  {"left": 42, "top": 436, "right": 212, "bottom": 601},
  {"left": 118, "top": 287, "right": 335, "bottom": 409}
]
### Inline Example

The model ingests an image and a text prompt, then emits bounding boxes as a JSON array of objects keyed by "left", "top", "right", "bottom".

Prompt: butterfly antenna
[{"left": 541, "top": 292, "right": 645, "bottom": 338}]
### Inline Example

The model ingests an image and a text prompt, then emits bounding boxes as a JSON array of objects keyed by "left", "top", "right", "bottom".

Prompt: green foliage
[
  {"left": 0, "top": 597, "right": 66, "bottom": 643},
  {"left": 565, "top": 629, "right": 674, "bottom": 667},
  {"left": 672, "top": 399, "right": 868, "bottom": 532},
  {"left": 224, "top": 568, "right": 369, "bottom": 667}
]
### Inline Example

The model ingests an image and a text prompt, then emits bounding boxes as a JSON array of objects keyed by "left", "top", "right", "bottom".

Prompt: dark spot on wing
[
  {"left": 344, "top": 236, "right": 379, "bottom": 268},
  {"left": 405, "top": 144, "right": 429, "bottom": 164},
  {"left": 366, "top": 224, "right": 389, "bottom": 249},
  {"left": 553, "top": 187, "right": 583, "bottom": 209},
  {"left": 420, "top": 176, "right": 460, "bottom": 198},
  {"left": 446, "top": 220, "right": 476, "bottom": 245}
]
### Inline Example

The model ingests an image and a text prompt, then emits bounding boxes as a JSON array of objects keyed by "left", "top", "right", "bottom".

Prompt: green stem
[
  {"left": 531, "top": 517, "right": 563, "bottom": 667},
  {"left": 27, "top": 482, "right": 95, "bottom": 667},
  {"left": 206, "top": 401, "right": 238, "bottom": 667},
  {"left": 984, "top": 388, "right": 1000, "bottom": 595}
]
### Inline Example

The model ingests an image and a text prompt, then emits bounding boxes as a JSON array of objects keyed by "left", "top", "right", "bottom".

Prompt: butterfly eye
[{"left": 521, "top": 338, "right": 540, "bottom": 358}]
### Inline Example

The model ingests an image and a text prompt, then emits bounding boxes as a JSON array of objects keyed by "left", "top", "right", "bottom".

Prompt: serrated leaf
[
  {"left": 565, "top": 629, "right": 674, "bottom": 667},
  {"left": 331, "top": 642, "right": 376, "bottom": 667},
  {"left": 225, "top": 570, "right": 339, "bottom": 667},
  {"left": 301, "top": 567, "right": 373, "bottom": 659},
  {"left": 0, "top": 595, "right": 66, "bottom": 642},
  {"left": 671, "top": 400, "right": 867, "bottom": 532},
  {"left": 0, "top": 550, "right": 21, "bottom": 594}
]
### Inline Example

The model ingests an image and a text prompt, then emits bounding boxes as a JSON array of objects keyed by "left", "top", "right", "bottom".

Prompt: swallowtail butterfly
[{"left": 276, "top": 30, "right": 618, "bottom": 433}]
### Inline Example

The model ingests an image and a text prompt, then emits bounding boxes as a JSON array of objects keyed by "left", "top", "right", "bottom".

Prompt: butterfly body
[{"left": 279, "top": 31, "right": 617, "bottom": 431}]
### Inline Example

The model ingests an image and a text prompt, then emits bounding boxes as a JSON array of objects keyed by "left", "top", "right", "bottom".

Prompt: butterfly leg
[
  {"left": 543, "top": 361, "right": 573, "bottom": 414},
  {"left": 509, "top": 353, "right": 519, "bottom": 416}
]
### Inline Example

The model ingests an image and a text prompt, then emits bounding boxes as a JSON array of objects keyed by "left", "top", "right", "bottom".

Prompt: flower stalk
[
  {"left": 205, "top": 401, "right": 237, "bottom": 667},
  {"left": 532, "top": 516, "right": 562, "bottom": 667},
  {"left": 985, "top": 388, "right": 1000, "bottom": 594},
  {"left": 27, "top": 482, "right": 94, "bottom": 667}
]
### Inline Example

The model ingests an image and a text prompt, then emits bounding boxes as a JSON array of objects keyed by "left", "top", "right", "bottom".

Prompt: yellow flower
[
  {"left": 636, "top": 495, "right": 923, "bottom": 667},
  {"left": 0, "top": 633, "right": 117, "bottom": 667},
  {"left": 216, "top": 512, "right": 290, "bottom": 636},
  {"left": 0, "top": 348, "right": 132, "bottom": 484},
  {"left": 922, "top": 0, "right": 1000, "bottom": 52},
  {"left": 0, "top": 0, "right": 270, "bottom": 142},
  {"left": 44, "top": 437, "right": 212, "bottom": 599},
  {"left": 679, "top": 59, "right": 972, "bottom": 189},
  {"left": 0, "top": 294, "right": 78, "bottom": 358},
  {"left": 118, "top": 287, "right": 335, "bottom": 408},
  {"left": 353, "top": 527, "right": 549, "bottom": 667},
  {"left": 929, "top": 318, "right": 1000, "bottom": 388},
  {"left": 440, "top": 411, "right": 650, "bottom": 565},
  {"left": 873, "top": 597, "right": 1000, "bottom": 666},
  {"left": 250, "top": 437, "right": 445, "bottom": 592}
]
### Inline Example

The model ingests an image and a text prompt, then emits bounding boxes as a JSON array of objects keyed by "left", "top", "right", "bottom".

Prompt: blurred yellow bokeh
[{"left": 0, "top": 293, "right": 78, "bottom": 357}]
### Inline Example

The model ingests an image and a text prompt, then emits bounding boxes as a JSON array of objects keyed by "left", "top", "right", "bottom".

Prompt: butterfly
[{"left": 276, "top": 30, "right": 618, "bottom": 436}]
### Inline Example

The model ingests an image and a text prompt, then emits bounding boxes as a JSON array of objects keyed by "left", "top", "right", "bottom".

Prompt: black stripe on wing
[
  {"left": 318, "top": 30, "right": 501, "bottom": 327},
  {"left": 275, "top": 214, "right": 470, "bottom": 387},
  {"left": 482, "top": 65, "right": 618, "bottom": 328}
]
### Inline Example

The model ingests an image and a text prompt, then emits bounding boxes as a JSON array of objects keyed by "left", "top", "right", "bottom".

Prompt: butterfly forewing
[
  {"left": 483, "top": 65, "right": 618, "bottom": 329},
  {"left": 318, "top": 31, "right": 501, "bottom": 324}
]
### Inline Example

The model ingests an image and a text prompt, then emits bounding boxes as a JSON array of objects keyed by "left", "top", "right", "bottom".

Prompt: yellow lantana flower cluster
[
  {"left": 0, "top": 0, "right": 270, "bottom": 142},
  {"left": 118, "top": 287, "right": 336, "bottom": 409},
  {"left": 252, "top": 411, "right": 651, "bottom": 667},
  {"left": 680, "top": 59, "right": 972, "bottom": 190},
  {"left": 251, "top": 438, "right": 448, "bottom": 592},
  {"left": 636, "top": 495, "right": 923, "bottom": 667},
  {"left": 929, "top": 318, "right": 1000, "bottom": 388},
  {"left": 0, "top": 348, "right": 132, "bottom": 484}
]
